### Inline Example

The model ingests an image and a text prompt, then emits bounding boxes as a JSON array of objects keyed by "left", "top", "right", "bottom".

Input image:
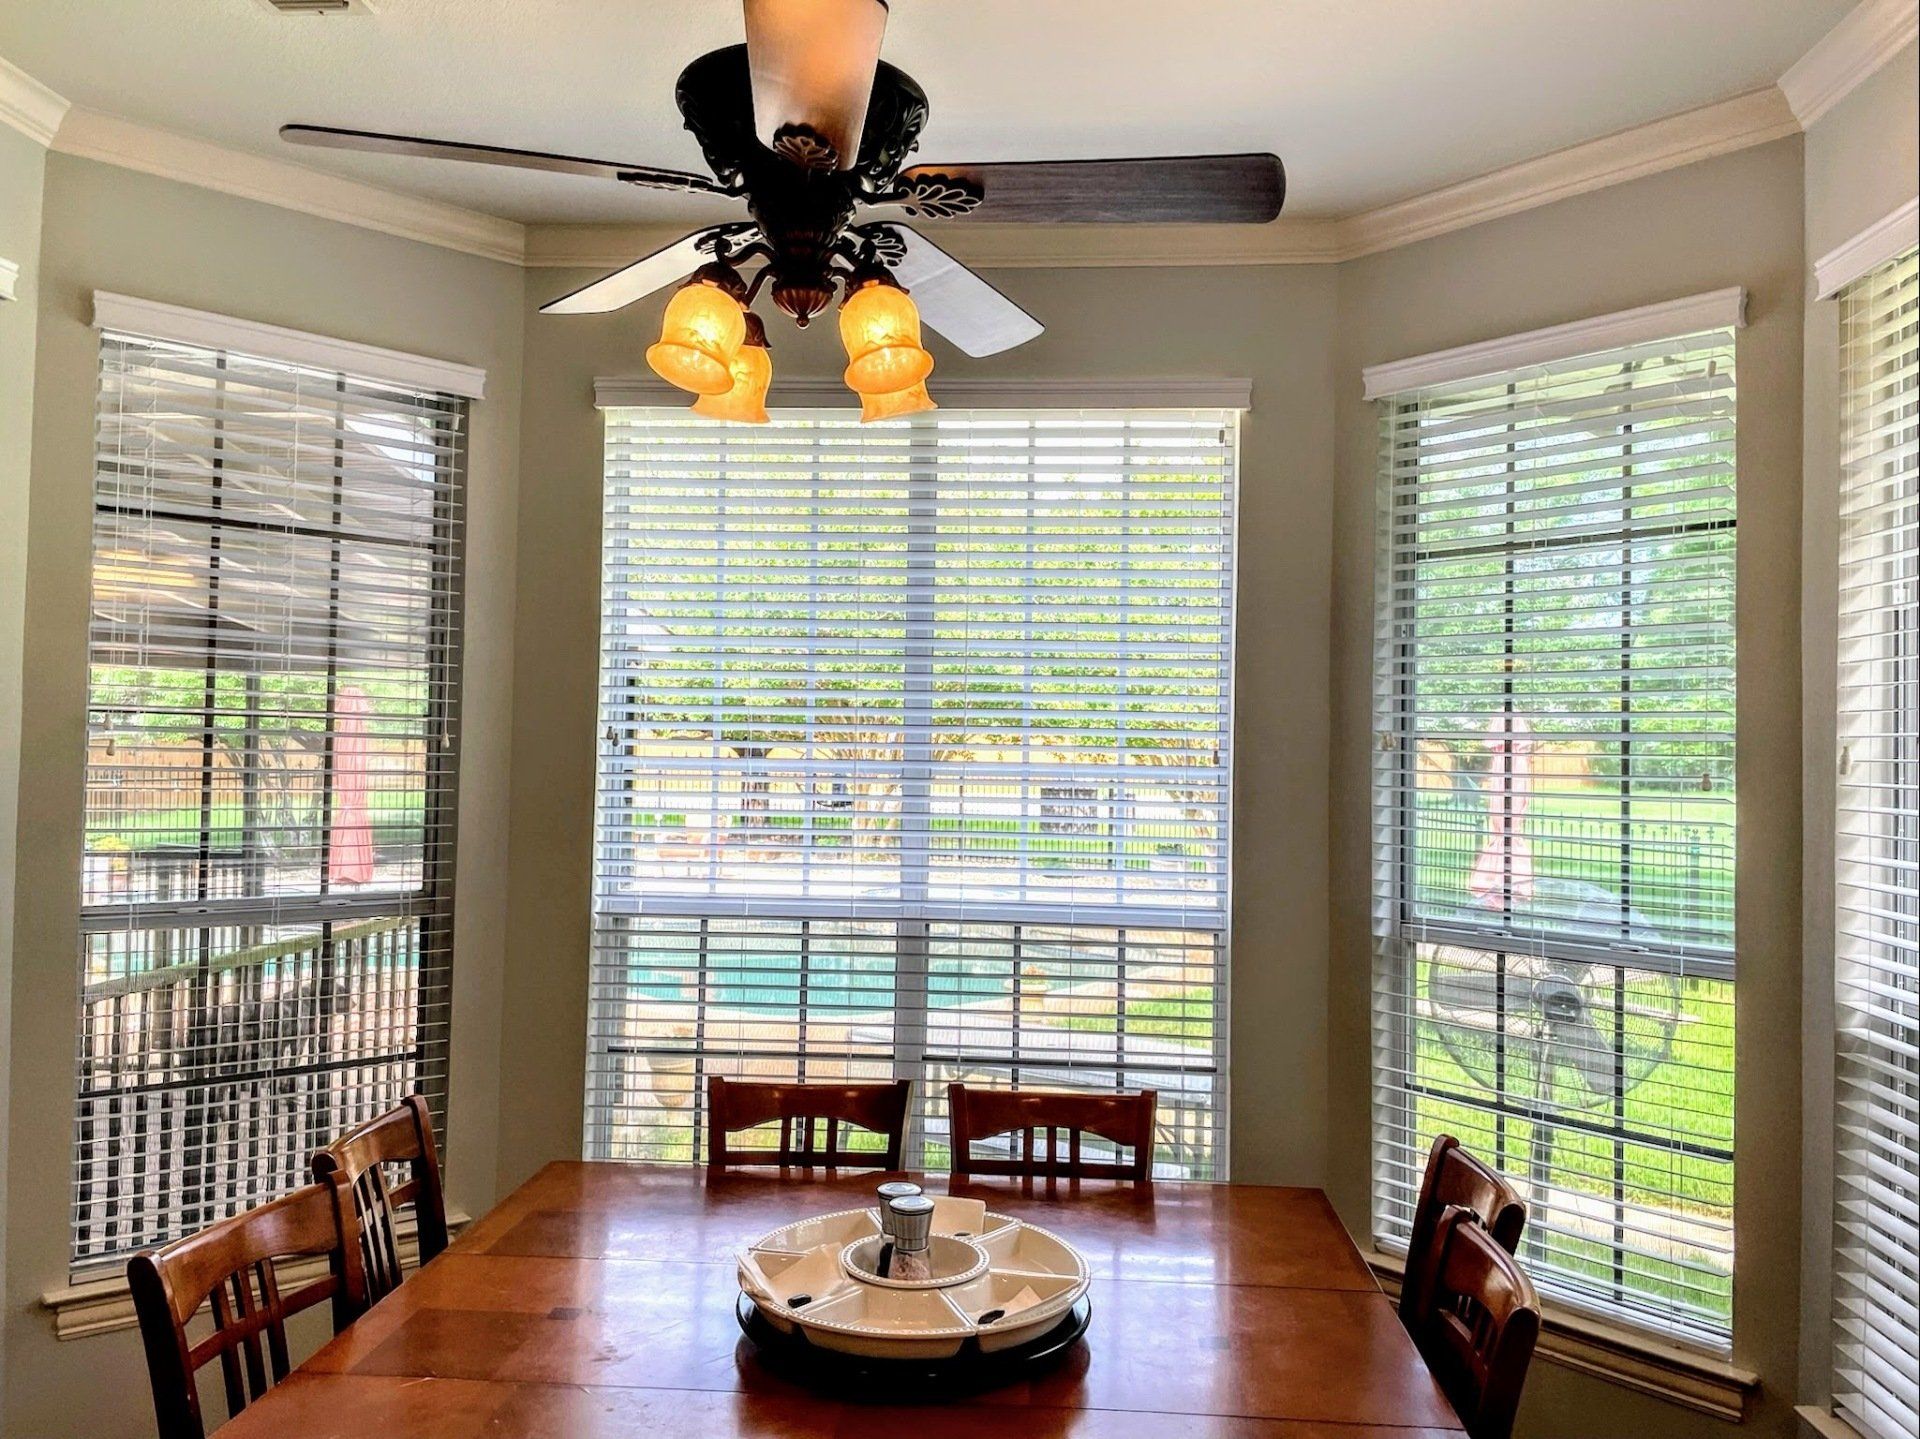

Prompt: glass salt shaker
[{"left": 884, "top": 1194, "right": 935, "bottom": 1282}]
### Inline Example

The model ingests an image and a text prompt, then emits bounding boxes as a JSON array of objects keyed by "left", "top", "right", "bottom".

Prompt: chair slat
[
  {"left": 311, "top": 1095, "right": 449, "bottom": 1305},
  {"left": 1410, "top": 1208, "right": 1541, "bottom": 1439},
  {"left": 706, "top": 1078, "right": 911, "bottom": 1171},
  {"left": 129, "top": 1179, "right": 365, "bottom": 1439},
  {"left": 1399, "top": 1134, "right": 1527, "bottom": 1332},
  {"left": 948, "top": 1085, "right": 1157, "bottom": 1182}
]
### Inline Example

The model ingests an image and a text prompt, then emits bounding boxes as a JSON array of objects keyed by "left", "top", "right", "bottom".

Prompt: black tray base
[{"left": 735, "top": 1291, "right": 1091, "bottom": 1401}]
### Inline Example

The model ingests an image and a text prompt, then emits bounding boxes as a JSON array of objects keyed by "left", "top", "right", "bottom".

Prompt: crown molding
[
  {"left": 1341, "top": 87, "right": 1798, "bottom": 259},
  {"left": 1362, "top": 286, "right": 1745, "bottom": 399},
  {"left": 93, "top": 290, "right": 489, "bottom": 398},
  {"left": 0, "top": 256, "right": 19, "bottom": 302},
  {"left": 1815, "top": 194, "right": 1920, "bottom": 296},
  {"left": 1780, "top": 0, "right": 1918, "bottom": 126},
  {"left": 51, "top": 106, "right": 527, "bottom": 265},
  {"left": 595, "top": 375, "right": 1253, "bottom": 410},
  {"left": 0, "top": 53, "right": 69, "bottom": 146}
]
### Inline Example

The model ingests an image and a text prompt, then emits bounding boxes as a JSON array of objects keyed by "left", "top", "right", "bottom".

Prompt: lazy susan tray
[{"left": 735, "top": 1197, "right": 1092, "bottom": 1361}]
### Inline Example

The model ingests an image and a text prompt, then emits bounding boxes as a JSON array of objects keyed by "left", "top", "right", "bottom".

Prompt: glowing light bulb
[
  {"left": 692, "top": 315, "right": 773, "bottom": 424},
  {"left": 839, "top": 277, "right": 934, "bottom": 397},
  {"left": 647, "top": 279, "right": 748, "bottom": 395},
  {"left": 859, "top": 379, "right": 936, "bottom": 423}
]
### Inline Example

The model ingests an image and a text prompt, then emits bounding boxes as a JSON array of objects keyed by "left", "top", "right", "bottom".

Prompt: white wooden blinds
[
  {"left": 588, "top": 407, "right": 1238, "bottom": 1176},
  {"left": 1371, "top": 316, "right": 1740, "bottom": 1347},
  {"left": 75, "top": 321, "right": 467, "bottom": 1272},
  {"left": 1831, "top": 243, "right": 1920, "bottom": 1439}
]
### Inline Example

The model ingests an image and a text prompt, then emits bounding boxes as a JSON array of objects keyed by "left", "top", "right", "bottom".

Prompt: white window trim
[
  {"left": 0, "top": 255, "right": 19, "bottom": 302},
  {"left": 90, "top": 291, "right": 488, "bottom": 399},
  {"left": 1814, "top": 195, "right": 1920, "bottom": 299},
  {"left": 1361, "top": 287, "right": 1746, "bottom": 400},
  {"left": 592, "top": 375, "right": 1253, "bottom": 412}
]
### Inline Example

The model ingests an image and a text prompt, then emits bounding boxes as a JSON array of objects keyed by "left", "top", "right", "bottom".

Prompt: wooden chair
[
  {"left": 1409, "top": 1207, "right": 1542, "bottom": 1439},
  {"left": 128, "top": 1179, "right": 366, "bottom": 1439},
  {"left": 706, "top": 1076, "right": 912, "bottom": 1171},
  {"left": 310, "top": 1094, "right": 449, "bottom": 1304},
  {"left": 1400, "top": 1134, "right": 1528, "bottom": 1330},
  {"left": 947, "top": 1083, "right": 1157, "bottom": 1181}
]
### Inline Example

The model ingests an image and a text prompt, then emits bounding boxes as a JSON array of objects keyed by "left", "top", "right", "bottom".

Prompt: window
[
  {"left": 1832, "top": 244, "right": 1919, "bottom": 1439},
  {"left": 587, "top": 406, "right": 1237, "bottom": 1175},
  {"left": 74, "top": 317, "right": 468, "bottom": 1273},
  {"left": 1369, "top": 308, "right": 1739, "bottom": 1346}
]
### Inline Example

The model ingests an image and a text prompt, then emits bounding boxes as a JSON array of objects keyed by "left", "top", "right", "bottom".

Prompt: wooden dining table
[{"left": 219, "top": 1161, "right": 1463, "bottom": 1437}]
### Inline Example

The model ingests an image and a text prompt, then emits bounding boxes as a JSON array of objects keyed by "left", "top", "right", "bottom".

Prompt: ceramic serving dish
[{"left": 736, "top": 1203, "right": 1091, "bottom": 1358}]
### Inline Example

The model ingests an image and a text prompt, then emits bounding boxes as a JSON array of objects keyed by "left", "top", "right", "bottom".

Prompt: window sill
[
  {"left": 40, "top": 1209, "right": 470, "bottom": 1342},
  {"left": 1794, "top": 1406, "right": 1871, "bottom": 1439},
  {"left": 1364, "top": 1248, "right": 1760, "bottom": 1422}
]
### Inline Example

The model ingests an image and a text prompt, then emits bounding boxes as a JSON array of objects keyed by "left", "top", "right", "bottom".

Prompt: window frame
[
  {"left": 585, "top": 402, "right": 1241, "bottom": 1176},
  {"left": 1828, "top": 241, "right": 1920, "bottom": 1439},
  {"left": 70, "top": 312, "right": 472, "bottom": 1277},
  {"left": 1367, "top": 309, "right": 1742, "bottom": 1350}
]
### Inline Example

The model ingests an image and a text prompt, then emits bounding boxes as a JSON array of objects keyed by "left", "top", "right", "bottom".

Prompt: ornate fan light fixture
[{"left": 283, "top": 0, "right": 1285, "bottom": 421}]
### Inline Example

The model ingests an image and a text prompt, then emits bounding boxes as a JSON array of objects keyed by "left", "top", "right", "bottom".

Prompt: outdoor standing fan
[
  {"left": 278, "top": 0, "right": 1286, "bottom": 413},
  {"left": 1423, "top": 949, "right": 1685, "bottom": 1247}
]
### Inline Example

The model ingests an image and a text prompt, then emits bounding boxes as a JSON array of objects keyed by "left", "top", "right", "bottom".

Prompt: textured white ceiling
[{"left": 0, "top": 0, "right": 1853, "bottom": 225}]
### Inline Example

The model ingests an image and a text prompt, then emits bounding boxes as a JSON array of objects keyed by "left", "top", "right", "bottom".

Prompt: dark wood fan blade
[
  {"left": 888, "top": 226, "right": 1043, "bottom": 358},
  {"left": 280, "top": 124, "right": 726, "bottom": 195},
  {"left": 539, "top": 229, "right": 738, "bottom": 316},
  {"left": 895, "top": 153, "right": 1284, "bottom": 224}
]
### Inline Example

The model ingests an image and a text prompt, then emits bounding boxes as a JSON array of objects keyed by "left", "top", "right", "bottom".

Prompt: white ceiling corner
[
  {"left": 0, "top": 2, "right": 1908, "bottom": 270},
  {"left": 0, "top": 50, "right": 68, "bottom": 146},
  {"left": 1780, "top": 0, "right": 1919, "bottom": 125}
]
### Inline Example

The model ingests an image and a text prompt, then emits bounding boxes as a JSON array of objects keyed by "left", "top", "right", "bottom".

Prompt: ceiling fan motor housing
[{"left": 676, "top": 45, "right": 936, "bottom": 324}]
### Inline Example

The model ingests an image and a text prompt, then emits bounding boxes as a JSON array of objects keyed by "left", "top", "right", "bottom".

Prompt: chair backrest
[
  {"left": 128, "top": 1179, "right": 366, "bottom": 1439},
  {"left": 947, "top": 1084, "right": 1157, "bottom": 1181},
  {"left": 705, "top": 1076, "right": 912, "bottom": 1171},
  {"left": 1400, "top": 1134, "right": 1527, "bottom": 1328},
  {"left": 310, "top": 1094, "right": 448, "bottom": 1303},
  {"left": 1410, "top": 1207, "right": 1541, "bottom": 1439}
]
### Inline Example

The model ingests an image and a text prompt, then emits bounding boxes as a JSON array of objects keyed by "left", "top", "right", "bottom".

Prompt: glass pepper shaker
[
  {"left": 874, "top": 1180, "right": 922, "bottom": 1270},
  {"left": 885, "top": 1194, "right": 935, "bottom": 1282}
]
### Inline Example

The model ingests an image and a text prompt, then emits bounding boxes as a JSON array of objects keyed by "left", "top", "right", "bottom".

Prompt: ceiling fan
[{"left": 282, "top": 0, "right": 1286, "bottom": 422}]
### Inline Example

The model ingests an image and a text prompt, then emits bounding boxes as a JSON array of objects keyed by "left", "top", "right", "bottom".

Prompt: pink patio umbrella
[
  {"left": 1469, "top": 713, "right": 1537, "bottom": 910},
  {"left": 328, "top": 685, "right": 375, "bottom": 887}
]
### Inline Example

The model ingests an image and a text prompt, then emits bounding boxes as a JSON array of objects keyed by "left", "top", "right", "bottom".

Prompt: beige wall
[
  {"left": 0, "top": 117, "right": 47, "bottom": 1423},
  {"left": 1795, "top": 40, "right": 1919, "bottom": 1416},
  {"left": 1328, "top": 137, "right": 1808, "bottom": 1438},
  {"left": 498, "top": 262, "right": 1343, "bottom": 1195},
  {"left": 2, "top": 152, "right": 523, "bottom": 1439}
]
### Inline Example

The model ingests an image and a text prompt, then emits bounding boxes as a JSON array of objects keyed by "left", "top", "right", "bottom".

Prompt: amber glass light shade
[
  {"left": 692, "top": 318, "right": 773, "bottom": 425},
  {"left": 647, "top": 280, "right": 748, "bottom": 395},
  {"left": 840, "top": 278, "right": 934, "bottom": 396},
  {"left": 859, "top": 379, "right": 936, "bottom": 423}
]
